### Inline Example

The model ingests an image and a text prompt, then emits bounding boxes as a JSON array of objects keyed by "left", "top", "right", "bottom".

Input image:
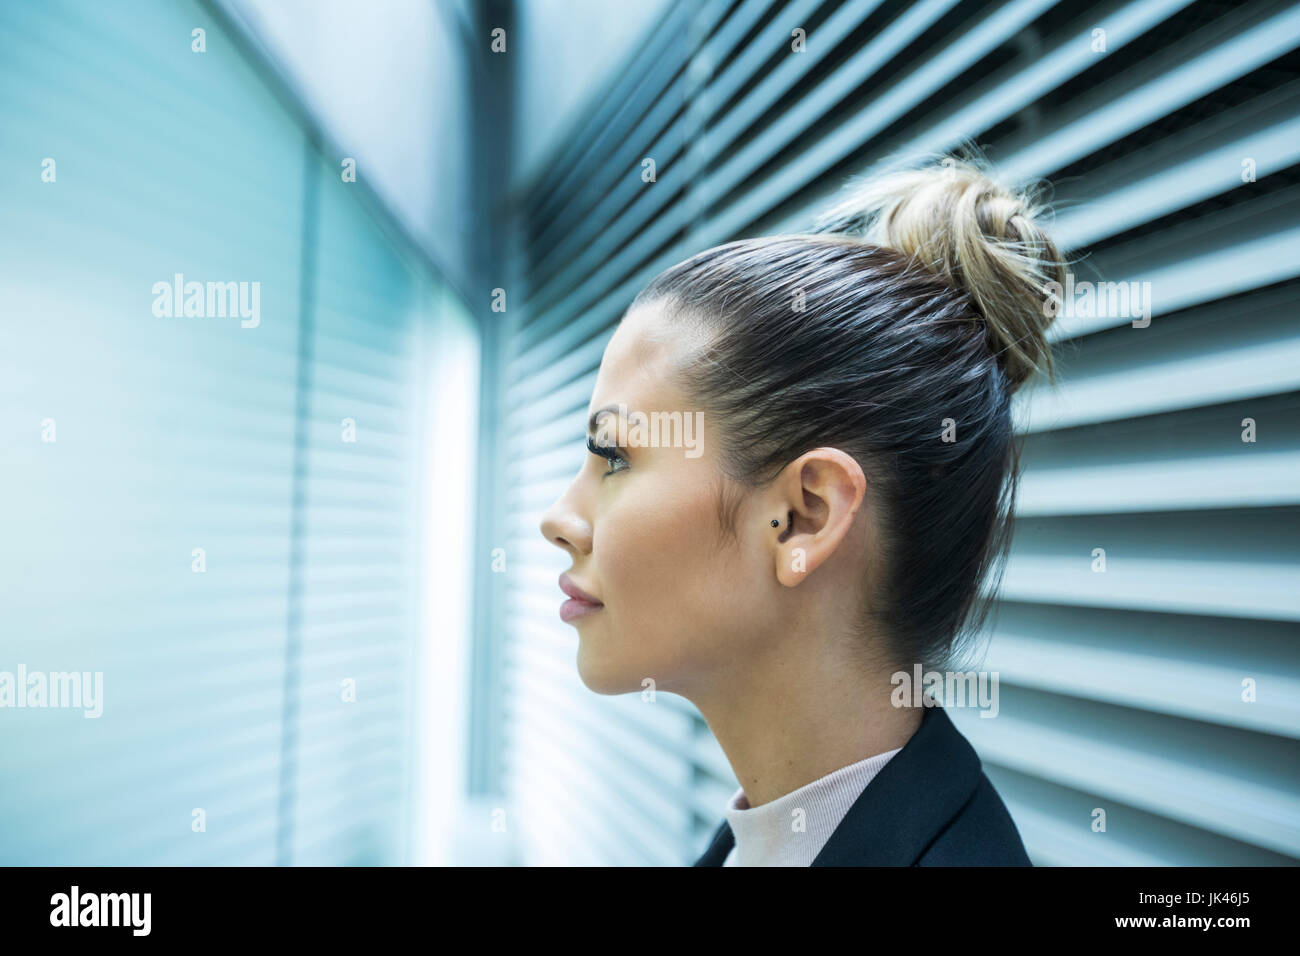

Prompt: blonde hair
[{"left": 812, "top": 152, "right": 1066, "bottom": 392}]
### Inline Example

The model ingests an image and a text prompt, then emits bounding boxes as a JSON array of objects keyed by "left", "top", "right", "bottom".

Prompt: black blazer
[{"left": 694, "top": 704, "right": 1031, "bottom": 866}]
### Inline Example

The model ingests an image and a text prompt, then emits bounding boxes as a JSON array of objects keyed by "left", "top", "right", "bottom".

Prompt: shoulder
[{"left": 915, "top": 771, "right": 1032, "bottom": 866}]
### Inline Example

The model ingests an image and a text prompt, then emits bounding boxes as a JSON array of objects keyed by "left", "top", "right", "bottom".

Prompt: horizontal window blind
[
  {"left": 0, "top": 0, "right": 306, "bottom": 865},
  {"left": 282, "top": 154, "right": 435, "bottom": 866},
  {"left": 0, "top": 0, "right": 447, "bottom": 864},
  {"left": 501, "top": 0, "right": 1300, "bottom": 865}
]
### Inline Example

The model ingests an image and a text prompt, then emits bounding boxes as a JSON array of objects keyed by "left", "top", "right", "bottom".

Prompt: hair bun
[{"left": 811, "top": 152, "right": 1066, "bottom": 391}]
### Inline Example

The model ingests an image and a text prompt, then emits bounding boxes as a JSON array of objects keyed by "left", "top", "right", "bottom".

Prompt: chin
[
  {"left": 575, "top": 646, "right": 646, "bottom": 696},
  {"left": 575, "top": 657, "right": 632, "bottom": 695}
]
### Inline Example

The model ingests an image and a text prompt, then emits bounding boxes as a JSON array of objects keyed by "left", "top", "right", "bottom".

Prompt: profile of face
[
  {"left": 538, "top": 303, "right": 761, "bottom": 697},
  {"left": 539, "top": 302, "right": 870, "bottom": 700}
]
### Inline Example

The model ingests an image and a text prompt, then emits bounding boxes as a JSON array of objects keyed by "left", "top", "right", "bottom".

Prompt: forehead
[{"left": 589, "top": 302, "right": 697, "bottom": 411}]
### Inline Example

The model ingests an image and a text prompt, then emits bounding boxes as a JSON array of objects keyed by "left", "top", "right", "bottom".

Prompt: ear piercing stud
[{"left": 771, "top": 519, "right": 780, "bottom": 527}]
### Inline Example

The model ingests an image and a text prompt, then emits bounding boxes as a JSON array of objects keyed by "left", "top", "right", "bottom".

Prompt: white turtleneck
[{"left": 721, "top": 747, "right": 903, "bottom": 866}]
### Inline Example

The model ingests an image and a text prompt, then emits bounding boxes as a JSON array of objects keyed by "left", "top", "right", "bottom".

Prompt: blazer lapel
[
  {"left": 692, "top": 705, "right": 980, "bottom": 866},
  {"left": 812, "top": 704, "right": 979, "bottom": 865},
  {"left": 693, "top": 818, "right": 734, "bottom": 866}
]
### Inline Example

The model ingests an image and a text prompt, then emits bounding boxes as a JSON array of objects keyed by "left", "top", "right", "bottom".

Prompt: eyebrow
[{"left": 587, "top": 404, "right": 621, "bottom": 436}]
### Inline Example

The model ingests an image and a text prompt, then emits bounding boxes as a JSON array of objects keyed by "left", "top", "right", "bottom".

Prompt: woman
[{"left": 540, "top": 152, "right": 1061, "bottom": 866}]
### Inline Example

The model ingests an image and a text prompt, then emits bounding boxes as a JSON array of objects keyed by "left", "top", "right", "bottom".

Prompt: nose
[{"left": 540, "top": 489, "right": 593, "bottom": 556}]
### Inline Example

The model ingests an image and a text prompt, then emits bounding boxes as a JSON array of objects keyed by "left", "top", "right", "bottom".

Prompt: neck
[{"left": 685, "top": 630, "right": 921, "bottom": 808}]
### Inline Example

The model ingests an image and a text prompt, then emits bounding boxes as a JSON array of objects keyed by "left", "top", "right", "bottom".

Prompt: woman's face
[{"left": 539, "top": 302, "right": 777, "bottom": 697}]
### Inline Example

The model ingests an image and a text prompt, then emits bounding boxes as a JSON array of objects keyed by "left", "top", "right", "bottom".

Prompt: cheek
[
  {"left": 602, "top": 487, "right": 700, "bottom": 597},
  {"left": 597, "top": 474, "right": 751, "bottom": 646}
]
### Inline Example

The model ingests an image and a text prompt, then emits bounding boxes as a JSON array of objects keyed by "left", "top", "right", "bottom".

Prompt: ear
[{"left": 769, "top": 448, "right": 867, "bottom": 587}]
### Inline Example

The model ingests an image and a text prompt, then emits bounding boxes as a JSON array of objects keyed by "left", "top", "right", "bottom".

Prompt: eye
[{"left": 586, "top": 435, "right": 629, "bottom": 477}]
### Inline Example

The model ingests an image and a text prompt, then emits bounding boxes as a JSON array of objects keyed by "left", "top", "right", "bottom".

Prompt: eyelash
[{"left": 586, "top": 435, "right": 629, "bottom": 477}]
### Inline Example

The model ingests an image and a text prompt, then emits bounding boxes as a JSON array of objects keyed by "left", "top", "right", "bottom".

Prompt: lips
[{"left": 558, "top": 572, "right": 604, "bottom": 623}]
